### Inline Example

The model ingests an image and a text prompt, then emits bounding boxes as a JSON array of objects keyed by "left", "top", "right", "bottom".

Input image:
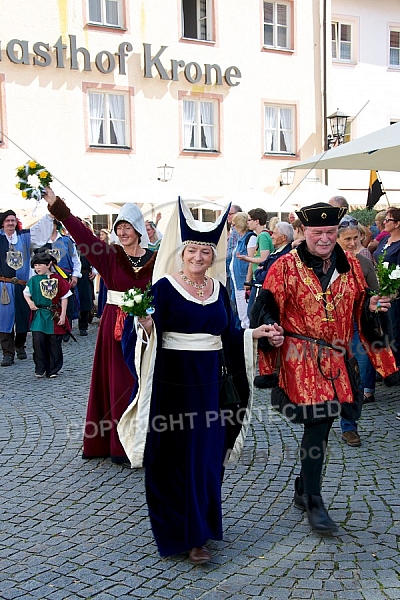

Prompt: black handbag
[{"left": 219, "top": 350, "right": 241, "bottom": 407}]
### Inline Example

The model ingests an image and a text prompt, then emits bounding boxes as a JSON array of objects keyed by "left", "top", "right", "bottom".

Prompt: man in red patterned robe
[{"left": 251, "top": 202, "right": 400, "bottom": 534}]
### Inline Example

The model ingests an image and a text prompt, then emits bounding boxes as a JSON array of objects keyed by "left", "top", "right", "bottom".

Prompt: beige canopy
[{"left": 287, "top": 122, "right": 400, "bottom": 172}]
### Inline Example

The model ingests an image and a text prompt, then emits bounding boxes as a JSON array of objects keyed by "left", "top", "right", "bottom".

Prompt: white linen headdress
[{"left": 110, "top": 203, "right": 149, "bottom": 248}]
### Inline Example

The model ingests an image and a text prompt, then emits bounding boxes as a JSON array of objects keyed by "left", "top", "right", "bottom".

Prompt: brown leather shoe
[
  {"left": 342, "top": 431, "right": 361, "bottom": 447},
  {"left": 188, "top": 546, "right": 211, "bottom": 564}
]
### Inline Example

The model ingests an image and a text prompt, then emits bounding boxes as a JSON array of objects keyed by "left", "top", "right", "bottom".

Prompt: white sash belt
[
  {"left": 106, "top": 289, "right": 125, "bottom": 306},
  {"left": 162, "top": 332, "right": 222, "bottom": 351}
]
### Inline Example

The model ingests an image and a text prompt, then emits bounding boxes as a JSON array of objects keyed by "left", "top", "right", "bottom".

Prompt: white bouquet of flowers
[
  {"left": 120, "top": 284, "right": 154, "bottom": 317},
  {"left": 375, "top": 254, "right": 400, "bottom": 299}
]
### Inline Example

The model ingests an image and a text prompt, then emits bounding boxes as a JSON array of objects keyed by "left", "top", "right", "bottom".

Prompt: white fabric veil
[
  {"left": 152, "top": 197, "right": 229, "bottom": 284},
  {"left": 110, "top": 203, "right": 150, "bottom": 248}
]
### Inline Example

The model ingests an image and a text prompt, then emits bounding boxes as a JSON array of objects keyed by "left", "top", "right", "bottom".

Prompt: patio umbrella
[
  {"left": 287, "top": 122, "right": 400, "bottom": 172},
  {"left": 272, "top": 181, "right": 358, "bottom": 209}
]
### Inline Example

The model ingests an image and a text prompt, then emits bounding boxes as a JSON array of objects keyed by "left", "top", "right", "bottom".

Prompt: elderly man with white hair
[{"left": 253, "top": 221, "right": 294, "bottom": 286}]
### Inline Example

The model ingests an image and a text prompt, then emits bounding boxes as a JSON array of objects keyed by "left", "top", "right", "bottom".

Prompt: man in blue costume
[{"left": 0, "top": 209, "right": 53, "bottom": 366}]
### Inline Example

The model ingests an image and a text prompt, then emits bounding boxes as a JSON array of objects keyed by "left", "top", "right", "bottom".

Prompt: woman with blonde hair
[
  {"left": 268, "top": 216, "right": 279, "bottom": 232},
  {"left": 145, "top": 220, "right": 162, "bottom": 252},
  {"left": 229, "top": 211, "right": 256, "bottom": 328},
  {"left": 118, "top": 198, "right": 271, "bottom": 563},
  {"left": 357, "top": 224, "right": 373, "bottom": 261}
]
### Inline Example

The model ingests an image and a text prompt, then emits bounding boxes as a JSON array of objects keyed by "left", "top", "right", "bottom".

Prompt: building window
[
  {"left": 88, "top": 91, "right": 128, "bottom": 147},
  {"left": 390, "top": 30, "right": 400, "bottom": 66},
  {"left": 332, "top": 21, "right": 352, "bottom": 61},
  {"left": 264, "top": 105, "right": 294, "bottom": 154},
  {"left": 263, "top": 2, "right": 290, "bottom": 49},
  {"left": 88, "top": 0, "right": 123, "bottom": 27},
  {"left": 183, "top": 98, "right": 217, "bottom": 151},
  {"left": 182, "top": 0, "right": 214, "bottom": 41}
]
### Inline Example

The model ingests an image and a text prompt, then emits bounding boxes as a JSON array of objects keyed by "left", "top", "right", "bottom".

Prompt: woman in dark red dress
[{"left": 43, "top": 187, "right": 156, "bottom": 464}]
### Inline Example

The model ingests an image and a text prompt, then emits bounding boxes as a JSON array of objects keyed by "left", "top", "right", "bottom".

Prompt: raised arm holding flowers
[{"left": 40, "top": 186, "right": 157, "bottom": 464}]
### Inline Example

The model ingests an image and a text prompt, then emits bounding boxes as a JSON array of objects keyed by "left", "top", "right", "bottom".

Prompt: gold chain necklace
[
  {"left": 293, "top": 250, "right": 347, "bottom": 322},
  {"left": 124, "top": 249, "right": 145, "bottom": 273},
  {"left": 179, "top": 271, "right": 208, "bottom": 297}
]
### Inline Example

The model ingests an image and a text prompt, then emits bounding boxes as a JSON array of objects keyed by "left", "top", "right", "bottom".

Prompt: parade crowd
[{"left": 1, "top": 190, "right": 400, "bottom": 564}]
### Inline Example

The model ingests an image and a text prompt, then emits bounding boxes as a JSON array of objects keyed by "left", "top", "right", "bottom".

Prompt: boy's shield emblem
[
  {"left": 40, "top": 277, "right": 59, "bottom": 300},
  {"left": 6, "top": 250, "right": 23, "bottom": 270}
]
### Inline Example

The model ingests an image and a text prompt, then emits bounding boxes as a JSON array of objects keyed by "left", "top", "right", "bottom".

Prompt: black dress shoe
[
  {"left": 293, "top": 477, "right": 306, "bottom": 511},
  {"left": 362, "top": 394, "right": 375, "bottom": 404},
  {"left": 302, "top": 494, "right": 338, "bottom": 533},
  {"left": 79, "top": 330, "right": 88, "bottom": 337},
  {"left": 16, "top": 348, "right": 27, "bottom": 360},
  {"left": 111, "top": 455, "right": 130, "bottom": 465}
]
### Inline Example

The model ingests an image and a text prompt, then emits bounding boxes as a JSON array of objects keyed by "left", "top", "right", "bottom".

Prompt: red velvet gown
[{"left": 49, "top": 198, "right": 156, "bottom": 461}]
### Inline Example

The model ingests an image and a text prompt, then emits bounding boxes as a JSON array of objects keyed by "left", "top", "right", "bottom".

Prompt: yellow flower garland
[{"left": 15, "top": 160, "right": 53, "bottom": 200}]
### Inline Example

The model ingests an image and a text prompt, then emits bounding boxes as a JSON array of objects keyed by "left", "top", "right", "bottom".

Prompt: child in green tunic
[{"left": 23, "top": 248, "right": 72, "bottom": 378}]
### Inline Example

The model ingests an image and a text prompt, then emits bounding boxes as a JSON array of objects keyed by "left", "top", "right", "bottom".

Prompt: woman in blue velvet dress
[{"left": 118, "top": 198, "right": 272, "bottom": 564}]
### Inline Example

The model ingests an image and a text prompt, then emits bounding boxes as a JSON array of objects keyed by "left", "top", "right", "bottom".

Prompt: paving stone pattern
[{"left": 1, "top": 322, "right": 400, "bottom": 599}]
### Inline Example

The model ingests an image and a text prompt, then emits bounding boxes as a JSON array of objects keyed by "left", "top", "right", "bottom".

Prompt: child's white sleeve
[
  {"left": 60, "top": 290, "right": 72, "bottom": 300},
  {"left": 23, "top": 286, "right": 31, "bottom": 297}
]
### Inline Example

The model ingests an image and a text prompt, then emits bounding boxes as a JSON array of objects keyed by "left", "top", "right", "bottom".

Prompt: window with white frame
[
  {"left": 182, "top": 0, "right": 214, "bottom": 41},
  {"left": 264, "top": 105, "right": 294, "bottom": 155},
  {"left": 263, "top": 2, "right": 290, "bottom": 49},
  {"left": 332, "top": 21, "right": 352, "bottom": 61},
  {"left": 88, "top": 91, "right": 128, "bottom": 147},
  {"left": 183, "top": 98, "right": 217, "bottom": 151},
  {"left": 390, "top": 30, "right": 400, "bottom": 66},
  {"left": 88, "top": 0, "right": 122, "bottom": 27}
]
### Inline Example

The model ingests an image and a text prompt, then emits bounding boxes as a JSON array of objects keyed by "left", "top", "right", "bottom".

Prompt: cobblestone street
[{"left": 1, "top": 321, "right": 400, "bottom": 599}]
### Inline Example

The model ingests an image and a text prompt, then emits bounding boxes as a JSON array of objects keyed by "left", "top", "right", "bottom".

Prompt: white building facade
[
  {"left": 324, "top": 0, "right": 400, "bottom": 207},
  {"left": 0, "top": 0, "right": 399, "bottom": 227}
]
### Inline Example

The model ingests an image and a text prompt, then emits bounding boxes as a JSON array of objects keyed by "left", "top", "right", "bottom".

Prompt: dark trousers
[
  {"left": 32, "top": 331, "right": 63, "bottom": 376},
  {"left": 78, "top": 311, "right": 90, "bottom": 332},
  {"left": 300, "top": 418, "right": 334, "bottom": 496},
  {"left": 0, "top": 331, "right": 28, "bottom": 356}
]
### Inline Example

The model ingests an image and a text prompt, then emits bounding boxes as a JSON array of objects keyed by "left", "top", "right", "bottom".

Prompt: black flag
[{"left": 366, "top": 170, "right": 384, "bottom": 209}]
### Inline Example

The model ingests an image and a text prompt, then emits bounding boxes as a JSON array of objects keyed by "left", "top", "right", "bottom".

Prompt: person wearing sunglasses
[
  {"left": 337, "top": 216, "right": 379, "bottom": 446},
  {"left": 373, "top": 208, "right": 400, "bottom": 367}
]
